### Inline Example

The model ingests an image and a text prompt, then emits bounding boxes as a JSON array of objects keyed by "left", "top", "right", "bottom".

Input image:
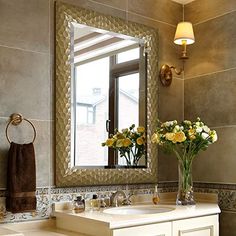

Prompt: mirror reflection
[{"left": 71, "top": 23, "right": 147, "bottom": 168}]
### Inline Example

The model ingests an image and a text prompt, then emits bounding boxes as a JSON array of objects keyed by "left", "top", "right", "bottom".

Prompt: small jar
[{"left": 73, "top": 196, "right": 85, "bottom": 213}]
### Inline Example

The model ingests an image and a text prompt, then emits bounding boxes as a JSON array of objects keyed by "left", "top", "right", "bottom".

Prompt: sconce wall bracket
[
  {"left": 159, "top": 64, "right": 183, "bottom": 87},
  {"left": 159, "top": 64, "right": 172, "bottom": 87}
]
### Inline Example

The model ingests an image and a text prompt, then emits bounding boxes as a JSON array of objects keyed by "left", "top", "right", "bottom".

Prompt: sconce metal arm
[{"left": 159, "top": 64, "right": 183, "bottom": 87}]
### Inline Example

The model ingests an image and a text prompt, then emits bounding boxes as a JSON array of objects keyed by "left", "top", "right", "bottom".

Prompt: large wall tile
[
  {"left": 184, "top": 69, "right": 236, "bottom": 127},
  {"left": 193, "top": 127, "right": 236, "bottom": 183},
  {"left": 185, "top": 11, "right": 236, "bottom": 78},
  {"left": 0, "top": 118, "right": 51, "bottom": 188},
  {"left": 57, "top": 0, "right": 126, "bottom": 19},
  {"left": 185, "top": 0, "right": 236, "bottom": 24},
  {"left": 128, "top": 0, "right": 182, "bottom": 25},
  {"left": 158, "top": 149, "right": 178, "bottom": 182},
  {"left": 159, "top": 78, "right": 184, "bottom": 122},
  {"left": 0, "top": 46, "right": 50, "bottom": 120},
  {"left": 0, "top": 0, "right": 49, "bottom": 53},
  {"left": 220, "top": 211, "right": 236, "bottom": 236}
]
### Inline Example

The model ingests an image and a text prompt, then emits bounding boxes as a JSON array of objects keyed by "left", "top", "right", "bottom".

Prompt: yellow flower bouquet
[
  {"left": 152, "top": 118, "right": 217, "bottom": 205},
  {"left": 102, "top": 125, "right": 146, "bottom": 166}
]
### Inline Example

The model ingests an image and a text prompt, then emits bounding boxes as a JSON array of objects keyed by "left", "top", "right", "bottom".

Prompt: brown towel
[{"left": 6, "top": 142, "right": 36, "bottom": 213}]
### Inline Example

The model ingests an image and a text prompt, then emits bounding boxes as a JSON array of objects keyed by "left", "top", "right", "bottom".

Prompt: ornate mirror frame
[{"left": 55, "top": 2, "right": 158, "bottom": 187}]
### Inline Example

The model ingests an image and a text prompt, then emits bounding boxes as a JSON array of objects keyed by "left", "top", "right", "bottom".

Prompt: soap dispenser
[
  {"left": 152, "top": 185, "right": 160, "bottom": 205},
  {"left": 73, "top": 196, "right": 85, "bottom": 213}
]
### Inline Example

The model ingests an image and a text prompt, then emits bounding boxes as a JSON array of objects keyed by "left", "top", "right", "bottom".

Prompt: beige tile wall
[
  {"left": 0, "top": 0, "right": 182, "bottom": 190},
  {"left": 184, "top": 0, "right": 236, "bottom": 184}
]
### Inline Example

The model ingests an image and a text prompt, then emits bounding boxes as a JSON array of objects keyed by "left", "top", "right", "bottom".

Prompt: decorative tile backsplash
[{"left": 1, "top": 182, "right": 236, "bottom": 223}]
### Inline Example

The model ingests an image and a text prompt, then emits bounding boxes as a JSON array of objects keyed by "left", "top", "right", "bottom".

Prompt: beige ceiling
[{"left": 172, "top": 0, "right": 195, "bottom": 4}]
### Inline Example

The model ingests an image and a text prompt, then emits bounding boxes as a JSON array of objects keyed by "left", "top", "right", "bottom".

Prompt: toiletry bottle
[
  {"left": 90, "top": 194, "right": 99, "bottom": 211},
  {"left": 152, "top": 185, "right": 160, "bottom": 205},
  {"left": 73, "top": 196, "right": 85, "bottom": 213}
]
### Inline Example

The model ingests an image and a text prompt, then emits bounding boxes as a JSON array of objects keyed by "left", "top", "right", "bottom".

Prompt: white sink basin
[{"left": 103, "top": 205, "right": 175, "bottom": 215}]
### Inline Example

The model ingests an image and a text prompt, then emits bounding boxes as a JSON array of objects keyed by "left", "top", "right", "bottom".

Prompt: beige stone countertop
[
  {"left": 0, "top": 220, "right": 88, "bottom": 236},
  {"left": 0, "top": 227, "right": 24, "bottom": 236},
  {"left": 54, "top": 202, "right": 220, "bottom": 229}
]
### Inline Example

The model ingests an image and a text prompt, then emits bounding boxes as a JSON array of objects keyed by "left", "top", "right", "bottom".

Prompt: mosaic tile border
[
  {"left": 1, "top": 182, "right": 236, "bottom": 223},
  {"left": 0, "top": 184, "right": 155, "bottom": 223},
  {"left": 159, "top": 181, "right": 236, "bottom": 212}
]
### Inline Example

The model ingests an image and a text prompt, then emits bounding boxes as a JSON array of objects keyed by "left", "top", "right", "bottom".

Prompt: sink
[{"left": 103, "top": 205, "right": 174, "bottom": 215}]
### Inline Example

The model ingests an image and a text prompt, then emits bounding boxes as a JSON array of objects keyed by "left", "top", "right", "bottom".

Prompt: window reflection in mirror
[{"left": 71, "top": 23, "right": 146, "bottom": 168}]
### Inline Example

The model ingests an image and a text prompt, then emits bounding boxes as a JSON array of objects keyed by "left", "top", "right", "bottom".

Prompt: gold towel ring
[{"left": 5, "top": 113, "right": 37, "bottom": 144}]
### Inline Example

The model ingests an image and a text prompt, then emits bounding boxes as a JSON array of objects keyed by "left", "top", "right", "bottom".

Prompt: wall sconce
[{"left": 160, "top": 21, "right": 195, "bottom": 86}]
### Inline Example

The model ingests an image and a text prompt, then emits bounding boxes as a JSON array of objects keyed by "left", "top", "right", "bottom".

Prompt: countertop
[
  {"left": 54, "top": 202, "right": 221, "bottom": 229},
  {"left": 0, "top": 220, "right": 87, "bottom": 236}
]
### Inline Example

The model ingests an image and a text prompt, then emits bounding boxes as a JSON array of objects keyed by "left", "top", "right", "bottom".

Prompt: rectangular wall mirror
[
  {"left": 55, "top": 2, "right": 158, "bottom": 186},
  {"left": 71, "top": 22, "right": 147, "bottom": 168}
]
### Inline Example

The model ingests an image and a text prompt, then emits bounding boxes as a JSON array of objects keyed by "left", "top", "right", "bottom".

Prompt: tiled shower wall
[
  {"left": 0, "top": 0, "right": 182, "bottom": 222},
  {"left": 184, "top": 1, "right": 236, "bottom": 235}
]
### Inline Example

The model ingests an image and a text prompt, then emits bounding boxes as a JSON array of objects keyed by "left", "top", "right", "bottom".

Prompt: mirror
[
  {"left": 55, "top": 2, "right": 158, "bottom": 186},
  {"left": 71, "top": 22, "right": 147, "bottom": 168}
]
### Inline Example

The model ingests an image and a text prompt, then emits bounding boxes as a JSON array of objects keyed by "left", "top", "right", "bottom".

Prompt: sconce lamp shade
[{"left": 174, "top": 22, "right": 195, "bottom": 45}]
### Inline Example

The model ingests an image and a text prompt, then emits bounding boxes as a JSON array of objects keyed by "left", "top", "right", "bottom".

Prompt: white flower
[
  {"left": 196, "top": 122, "right": 201, "bottom": 126},
  {"left": 203, "top": 125, "right": 210, "bottom": 133},
  {"left": 211, "top": 131, "right": 218, "bottom": 142},
  {"left": 164, "top": 121, "right": 171, "bottom": 127},
  {"left": 179, "top": 126, "right": 184, "bottom": 130},
  {"left": 196, "top": 127, "right": 203, "bottom": 133},
  {"left": 201, "top": 132, "right": 209, "bottom": 139},
  {"left": 174, "top": 125, "right": 180, "bottom": 131}
]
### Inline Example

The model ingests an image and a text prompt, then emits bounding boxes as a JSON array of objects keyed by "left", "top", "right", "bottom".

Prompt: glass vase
[{"left": 176, "top": 159, "right": 195, "bottom": 205}]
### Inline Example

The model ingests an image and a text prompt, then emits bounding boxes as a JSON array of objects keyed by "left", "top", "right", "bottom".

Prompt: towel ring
[{"left": 5, "top": 113, "right": 37, "bottom": 144}]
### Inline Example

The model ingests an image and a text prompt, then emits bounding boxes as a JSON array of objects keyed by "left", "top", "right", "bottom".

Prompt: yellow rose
[
  {"left": 151, "top": 133, "right": 160, "bottom": 144},
  {"left": 116, "top": 139, "right": 124, "bottom": 147},
  {"left": 105, "top": 138, "right": 114, "bottom": 147},
  {"left": 188, "top": 129, "right": 196, "bottom": 140},
  {"left": 137, "top": 126, "right": 145, "bottom": 133},
  {"left": 173, "top": 131, "right": 186, "bottom": 143},
  {"left": 136, "top": 137, "right": 144, "bottom": 145},
  {"left": 123, "top": 138, "right": 132, "bottom": 147},
  {"left": 165, "top": 132, "right": 175, "bottom": 141}
]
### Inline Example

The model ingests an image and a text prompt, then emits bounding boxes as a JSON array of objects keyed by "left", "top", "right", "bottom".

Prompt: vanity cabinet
[
  {"left": 54, "top": 203, "right": 220, "bottom": 236},
  {"left": 112, "top": 215, "right": 218, "bottom": 236}
]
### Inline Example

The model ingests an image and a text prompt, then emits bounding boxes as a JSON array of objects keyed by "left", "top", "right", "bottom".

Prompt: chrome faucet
[{"left": 110, "top": 190, "right": 133, "bottom": 207}]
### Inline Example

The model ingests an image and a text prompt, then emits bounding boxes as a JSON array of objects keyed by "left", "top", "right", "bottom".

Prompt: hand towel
[{"left": 6, "top": 142, "right": 36, "bottom": 213}]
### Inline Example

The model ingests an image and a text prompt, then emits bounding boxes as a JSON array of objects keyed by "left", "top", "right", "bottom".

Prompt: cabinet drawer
[
  {"left": 172, "top": 215, "right": 219, "bottom": 236},
  {"left": 113, "top": 221, "right": 171, "bottom": 236}
]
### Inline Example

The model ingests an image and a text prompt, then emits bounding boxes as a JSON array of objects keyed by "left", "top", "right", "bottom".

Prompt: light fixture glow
[{"left": 174, "top": 22, "right": 195, "bottom": 45}]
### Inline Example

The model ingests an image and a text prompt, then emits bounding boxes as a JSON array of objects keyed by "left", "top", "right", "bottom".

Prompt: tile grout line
[
  {"left": 210, "top": 125, "right": 236, "bottom": 129},
  {"left": 129, "top": 12, "right": 177, "bottom": 27},
  {"left": 194, "top": 9, "right": 236, "bottom": 26},
  {"left": 184, "top": 67, "right": 236, "bottom": 80},
  {"left": 0, "top": 44, "right": 49, "bottom": 55}
]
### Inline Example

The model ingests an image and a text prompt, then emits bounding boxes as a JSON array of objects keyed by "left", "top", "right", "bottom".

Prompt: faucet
[{"left": 110, "top": 190, "right": 133, "bottom": 207}]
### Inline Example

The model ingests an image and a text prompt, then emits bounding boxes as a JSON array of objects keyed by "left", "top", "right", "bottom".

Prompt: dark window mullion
[{"left": 108, "top": 56, "right": 116, "bottom": 166}]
